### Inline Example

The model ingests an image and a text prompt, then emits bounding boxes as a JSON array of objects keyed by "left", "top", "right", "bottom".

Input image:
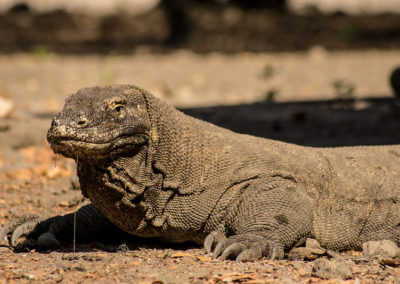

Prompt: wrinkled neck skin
[{"left": 77, "top": 94, "right": 233, "bottom": 242}]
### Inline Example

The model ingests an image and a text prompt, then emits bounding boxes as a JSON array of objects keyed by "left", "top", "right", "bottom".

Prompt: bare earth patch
[{"left": 1, "top": 51, "right": 400, "bottom": 283}]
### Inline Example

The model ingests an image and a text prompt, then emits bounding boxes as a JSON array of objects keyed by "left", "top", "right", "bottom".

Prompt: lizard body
[{"left": 2, "top": 85, "right": 400, "bottom": 261}]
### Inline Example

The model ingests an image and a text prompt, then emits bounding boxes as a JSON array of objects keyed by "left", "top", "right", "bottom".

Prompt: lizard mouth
[{"left": 49, "top": 134, "right": 149, "bottom": 159}]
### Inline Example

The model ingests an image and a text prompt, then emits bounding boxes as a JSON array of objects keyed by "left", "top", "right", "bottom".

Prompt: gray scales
[{"left": 1, "top": 85, "right": 400, "bottom": 261}]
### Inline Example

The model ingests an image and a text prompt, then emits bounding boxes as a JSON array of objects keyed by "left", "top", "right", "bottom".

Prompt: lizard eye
[
  {"left": 114, "top": 105, "right": 123, "bottom": 113},
  {"left": 110, "top": 101, "right": 125, "bottom": 113}
]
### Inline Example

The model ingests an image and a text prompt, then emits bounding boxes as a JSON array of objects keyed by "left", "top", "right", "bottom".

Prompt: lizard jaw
[{"left": 49, "top": 134, "right": 149, "bottom": 160}]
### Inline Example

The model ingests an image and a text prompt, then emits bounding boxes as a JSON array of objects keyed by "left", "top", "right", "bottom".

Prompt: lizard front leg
[
  {"left": 0, "top": 204, "right": 125, "bottom": 251},
  {"left": 205, "top": 178, "right": 314, "bottom": 261}
]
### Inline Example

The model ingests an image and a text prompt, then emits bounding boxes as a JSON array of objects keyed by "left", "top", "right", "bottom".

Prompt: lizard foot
[
  {"left": 0, "top": 215, "right": 61, "bottom": 251},
  {"left": 204, "top": 231, "right": 284, "bottom": 261}
]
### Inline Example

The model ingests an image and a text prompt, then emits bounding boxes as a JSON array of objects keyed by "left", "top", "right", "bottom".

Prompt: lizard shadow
[
  {"left": 181, "top": 96, "right": 400, "bottom": 147},
  {"left": 18, "top": 234, "right": 198, "bottom": 254}
]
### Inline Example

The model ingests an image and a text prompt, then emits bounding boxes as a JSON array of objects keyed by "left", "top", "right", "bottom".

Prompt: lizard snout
[{"left": 47, "top": 116, "right": 78, "bottom": 143}]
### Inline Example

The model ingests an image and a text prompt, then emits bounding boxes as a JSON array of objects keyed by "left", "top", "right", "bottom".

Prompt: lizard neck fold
[
  {"left": 143, "top": 93, "right": 225, "bottom": 195},
  {"left": 77, "top": 145, "right": 176, "bottom": 236}
]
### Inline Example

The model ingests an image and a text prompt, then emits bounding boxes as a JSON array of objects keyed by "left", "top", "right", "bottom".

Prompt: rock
[
  {"left": 362, "top": 240, "right": 400, "bottom": 259},
  {"left": 46, "top": 274, "right": 64, "bottom": 282},
  {"left": 305, "top": 238, "right": 326, "bottom": 254},
  {"left": 287, "top": 239, "right": 327, "bottom": 261},
  {"left": 311, "top": 258, "right": 353, "bottom": 279},
  {"left": 287, "top": 247, "right": 322, "bottom": 261}
]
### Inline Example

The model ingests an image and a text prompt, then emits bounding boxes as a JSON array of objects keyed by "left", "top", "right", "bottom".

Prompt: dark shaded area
[
  {"left": 161, "top": 0, "right": 191, "bottom": 45},
  {"left": 182, "top": 97, "right": 400, "bottom": 147},
  {"left": 0, "top": 1, "right": 400, "bottom": 54},
  {"left": 390, "top": 67, "right": 400, "bottom": 97}
]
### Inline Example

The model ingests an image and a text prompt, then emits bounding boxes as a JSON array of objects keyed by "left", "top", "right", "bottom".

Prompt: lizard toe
[
  {"left": 204, "top": 231, "right": 226, "bottom": 254},
  {"left": 213, "top": 238, "right": 232, "bottom": 259},
  {"left": 11, "top": 218, "right": 43, "bottom": 247},
  {"left": 268, "top": 245, "right": 285, "bottom": 260},
  {"left": 0, "top": 215, "right": 39, "bottom": 246},
  {"left": 236, "top": 248, "right": 260, "bottom": 262},
  {"left": 220, "top": 242, "right": 247, "bottom": 260}
]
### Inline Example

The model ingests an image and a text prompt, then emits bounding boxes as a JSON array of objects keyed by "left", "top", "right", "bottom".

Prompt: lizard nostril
[{"left": 77, "top": 119, "right": 87, "bottom": 127}]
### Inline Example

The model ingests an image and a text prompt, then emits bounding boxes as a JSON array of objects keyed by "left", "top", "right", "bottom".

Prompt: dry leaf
[
  {"left": 170, "top": 252, "right": 195, "bottom": 258},
  {"left": 59, "top": 201, "right": 73, "bottom": 207},
  {"left": 195, "top": 255, "right": 210, "bottom": 262}
]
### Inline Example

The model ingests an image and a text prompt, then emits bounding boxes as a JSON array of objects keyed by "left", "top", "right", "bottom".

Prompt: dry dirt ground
[{"left": 1, "top": 50, "right": 400, "bottom": 283}]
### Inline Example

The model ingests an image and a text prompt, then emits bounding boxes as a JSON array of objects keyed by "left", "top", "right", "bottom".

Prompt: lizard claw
[
  {"left": 220, "top": 242, "right": 247, "bottom": 260},
  {"left": 213, "top": 239, "right": 230, "bottom": 259}
]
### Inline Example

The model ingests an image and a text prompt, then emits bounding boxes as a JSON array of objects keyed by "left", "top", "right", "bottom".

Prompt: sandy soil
[{"left": 1, "top": 50, "right": 400, "bottom": 283}]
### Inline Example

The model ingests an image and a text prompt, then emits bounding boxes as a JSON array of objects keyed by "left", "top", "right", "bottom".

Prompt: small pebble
[{"left": 311, "top": 258, "right": 353, "bottom": 279}]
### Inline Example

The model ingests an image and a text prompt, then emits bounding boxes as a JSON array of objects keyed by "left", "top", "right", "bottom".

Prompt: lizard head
[{"left": 47, "top": 85, "right": 151, "bottom": 160}]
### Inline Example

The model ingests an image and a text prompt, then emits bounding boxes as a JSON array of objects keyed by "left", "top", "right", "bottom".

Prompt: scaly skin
[{"left": 2, "top": 85, "right": 400, "bottom": 261}]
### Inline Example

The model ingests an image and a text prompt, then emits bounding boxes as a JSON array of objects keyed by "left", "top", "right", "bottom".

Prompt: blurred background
[
  {"left": 2, "top": 2, "right": 400, "bottom": 281},
  {"left": 1, "top": 0, "right": 400, "bottom": 153}
]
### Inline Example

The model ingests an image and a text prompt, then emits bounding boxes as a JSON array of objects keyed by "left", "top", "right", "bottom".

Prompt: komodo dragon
[{"left": 2, "top": 85, "right": 400, "bottom": 261}]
